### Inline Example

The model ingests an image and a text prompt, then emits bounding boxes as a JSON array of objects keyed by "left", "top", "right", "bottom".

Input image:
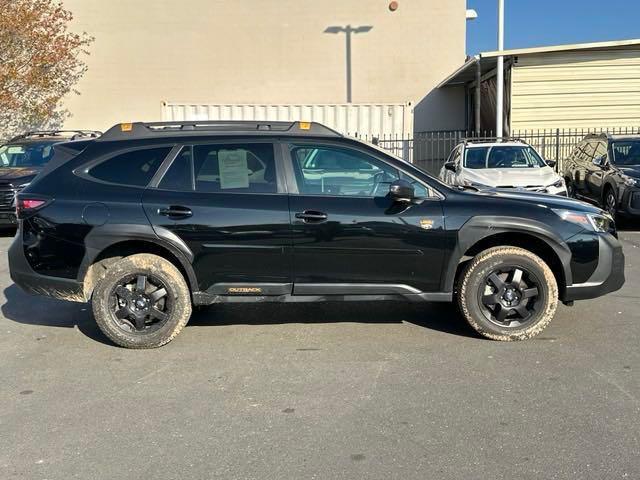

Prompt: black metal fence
[{"left": 369, "top": 126, "right": 640, "bottom": 176}]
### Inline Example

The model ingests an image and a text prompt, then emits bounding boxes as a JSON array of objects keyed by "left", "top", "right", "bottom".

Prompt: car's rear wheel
[
  {"left": 457, "top": 246, "right": 558, "bottom": 341},
  {"left": 92, "top": 253, "right": 192, "bottom": 348}
]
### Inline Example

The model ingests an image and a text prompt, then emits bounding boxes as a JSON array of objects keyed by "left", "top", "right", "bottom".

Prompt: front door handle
[
  {"left": 295, "top": 210, "right": 328, "bottom": 222},
  {"left": 158, "top": 206, "right": 193, "bottom": 219}
]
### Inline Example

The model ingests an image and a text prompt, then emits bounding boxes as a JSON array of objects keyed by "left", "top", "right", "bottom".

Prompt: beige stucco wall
[{"left": 61, "top": 0, "right": 466, "bottom": 132}]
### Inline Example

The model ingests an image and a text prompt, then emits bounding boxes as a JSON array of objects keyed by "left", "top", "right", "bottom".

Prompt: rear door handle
[
  {"left": 295, "top": 210, "right": 328, "bottom": 222},
  {"left": 158, "top": 206, "right": 193, "bottom": 219}
]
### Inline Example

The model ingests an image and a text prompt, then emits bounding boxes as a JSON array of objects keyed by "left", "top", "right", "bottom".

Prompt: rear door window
[
  {"left": 158, "top": 143, "right": 277, "bottom": 193},
  {"left": 88, "top": 147, "right": 171, "bottom": 187}
]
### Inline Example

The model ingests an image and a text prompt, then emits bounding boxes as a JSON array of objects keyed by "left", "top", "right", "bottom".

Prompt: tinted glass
[
  {"left": 465, "top": 146, "right": 545, "bottom": 169},
  {"left": 576, "top": 142, "right": 597, "bottom": 166},
  {"left": 291, "top": 145, "right": 399, "bottom": 197},
  {"left": 89, "top": 147, "right": 171, "bottom": 186},
  {"left": 593, "top": 141, "right": 608, "bottom": 163},
  {"left": 0, "top": 142, "right": 56, "bottom": 167},
  {"left": 158, "top": 144, "right": 277, "bottom": 193},
  {"left": 487, "top": 146, "right": 545, "bottom": 168},
  {"left": 612, "top": 140, "right": 640, "bottom": 166},
  {"left": 464, "top": 147, "right": 489, "bottom": 169},
  {"left": 158, "top": 147, "right": 193, "bottom": 191}
]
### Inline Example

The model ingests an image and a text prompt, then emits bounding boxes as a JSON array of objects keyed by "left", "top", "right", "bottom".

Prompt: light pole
[
  {"left": 324, "top": 25, "right": 373, "bottom": 103},
  {"left": 496, "top": 0, "right": 505, "bottom": 138}
]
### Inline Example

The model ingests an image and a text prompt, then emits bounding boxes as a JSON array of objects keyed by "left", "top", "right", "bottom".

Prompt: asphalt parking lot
[{"left": 0, "top": 230, "right": 638, "bottom": 480}]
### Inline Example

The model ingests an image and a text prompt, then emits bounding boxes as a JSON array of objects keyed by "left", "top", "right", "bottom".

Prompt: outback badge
[
  {"left": 227, "top": 287, "right": 263, "bottom": 294},
  {"left": 419, "top": 218, "right": 434, "bottom": 230}
]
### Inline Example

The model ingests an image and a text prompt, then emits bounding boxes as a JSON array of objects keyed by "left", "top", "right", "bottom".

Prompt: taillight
[{"left": 16, "top": 196, "right": 51, "bottom": 218}]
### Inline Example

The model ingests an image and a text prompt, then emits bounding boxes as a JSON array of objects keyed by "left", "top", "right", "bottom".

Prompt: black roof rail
[
  {"left": 9, "top": 130, "right": 102, "bottom": 142},
  {"left": 461, "top": 136, "right": 529, "bottom": 145},
  {"left": 97, "top": 121, "right": 342, "bottom": 141}
]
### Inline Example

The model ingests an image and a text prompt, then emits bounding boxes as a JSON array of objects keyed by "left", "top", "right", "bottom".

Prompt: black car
[
  {"left": 0, "top": 130, "right": 101, "bottom": 225},
  {"left": 563, "top": 133, "right": 640, "bottom": 217},
  {"left": 8, "top": 121, "right": 625, "bottom": 348}
]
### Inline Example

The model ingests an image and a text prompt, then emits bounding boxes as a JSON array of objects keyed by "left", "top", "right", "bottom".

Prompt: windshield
[
  {"left": 464, "top": 146, "right": 546, "bottom": 169},
  {"left": 612, "top": 140, "right": 640, "bottom": 166},
  {"left": 0, "top": 142, "right": 56, "bottom": 167}
]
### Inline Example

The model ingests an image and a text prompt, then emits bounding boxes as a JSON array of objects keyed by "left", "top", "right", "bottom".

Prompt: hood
[
  {"left": 616, "top": 165, "right": 640, "bottom": 180},
  {"left": 0, "top": 166, "right": 40, "bottom": 183},
  {"left": 473, "top": 189, "right": 604, "bottom": 214},
  {"left": 464, "top": 166, "right": 560, "bottom": 188}
]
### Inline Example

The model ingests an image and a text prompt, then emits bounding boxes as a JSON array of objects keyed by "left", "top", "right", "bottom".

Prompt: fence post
[{"left": 555, "top": 128, "right": 560, "bottom": 171}]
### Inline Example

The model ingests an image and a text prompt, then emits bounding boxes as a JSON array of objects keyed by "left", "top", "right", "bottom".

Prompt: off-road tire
[
  {"left": 92, "top": 253, "right": 192, "bottom": 348},
  {"left": 456, "top": 246, "right": 558, "bottom": 341}
]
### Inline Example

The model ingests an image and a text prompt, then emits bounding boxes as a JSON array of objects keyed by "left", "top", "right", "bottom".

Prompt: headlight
[
  {"left": 552, "top": 209, "right": 613, "bottom": 233},
  {"left": 620, "top": 174, "right": 637, "bottom": 187}
]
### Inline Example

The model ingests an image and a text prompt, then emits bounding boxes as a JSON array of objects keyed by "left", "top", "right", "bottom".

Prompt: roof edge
[{"left": 481, "top": 38, "right": 640, "bottom": 58}]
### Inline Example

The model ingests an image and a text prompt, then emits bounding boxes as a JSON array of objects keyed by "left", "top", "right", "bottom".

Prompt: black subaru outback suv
[
  {"left": 9, "top": 121, "right": 625, "bottom": 348},
  {"left": 0, "top": 130, "right": 101, "bottom": 225},
  {"left": 563, "top": 133, "right": 640, "bottom": 218}
]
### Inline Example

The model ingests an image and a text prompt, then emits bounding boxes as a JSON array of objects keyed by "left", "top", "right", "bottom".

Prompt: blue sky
[{"left": 466, "top": 0, "right": 640, "bottom": 54}]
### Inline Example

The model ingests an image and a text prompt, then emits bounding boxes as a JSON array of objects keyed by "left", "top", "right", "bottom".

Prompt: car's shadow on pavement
[
  {"left": 1, "top": 284, "right": 112, "bottom": 345},
  {"left": 616, "top": 218, "right": 640, "bottom": 231},
  {"left": 2, "top": 283, "right": 477, "bottom": 345},
  {"left": 189, "top": 301, "right": 478, "bottom": 338}
]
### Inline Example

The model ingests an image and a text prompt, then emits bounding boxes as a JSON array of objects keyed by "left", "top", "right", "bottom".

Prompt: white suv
[{"left": 438, "top": 140, "right": 567, "bottom": 196}]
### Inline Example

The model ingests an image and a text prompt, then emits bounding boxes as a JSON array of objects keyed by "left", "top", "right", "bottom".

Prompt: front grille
[
  {"left": 630, "top": 192, "right": 640, "bottom": 210},
  {"left": 0, "top": 184, "right": 16, "bottom": 210}
]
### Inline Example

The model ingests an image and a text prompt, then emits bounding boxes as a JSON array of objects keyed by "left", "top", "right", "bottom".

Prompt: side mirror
[
  {"left": 444, "top": 161, "right": 457, "bottom": 172},
  {"left": 388, "top": 179, "right": 415, "bottom": 202},
  {"left": 593, "top": 155, "right": 607, "bottom": 167},
  {"left": 545, "top": 159, "right": 557, "bottom": 168}
]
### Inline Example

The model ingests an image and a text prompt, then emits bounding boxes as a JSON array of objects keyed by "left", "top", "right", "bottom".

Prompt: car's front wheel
[
  {"left": 604, "top": 187, "right": 618, "bottom": 218},
  {"left": 457, "top": 246, "right": 558, "bottom": 341},
  {"left": 92, "top": 253, "right": 192, "bottom": 348}
]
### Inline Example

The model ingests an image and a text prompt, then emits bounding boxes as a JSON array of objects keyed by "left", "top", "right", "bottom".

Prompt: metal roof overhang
[
  {"left": 438, "top": 38, "right": 640, "bottom": 89},
  {"left": 436, "top": 56, "right": 498, "bottom": 88}
]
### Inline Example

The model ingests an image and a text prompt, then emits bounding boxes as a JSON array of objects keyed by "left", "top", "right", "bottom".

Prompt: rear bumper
[
  {"left": 9, "top": 230, "right": 85, "bottom": 302},
  {"left": 563, "top": 233, "right": 625, "bottom": 301}
]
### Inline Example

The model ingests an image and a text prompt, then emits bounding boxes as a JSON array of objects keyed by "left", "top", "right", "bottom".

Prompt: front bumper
[
  {"left": 563, "top": 233, "right": 625, "bottom": 301},
  {"left": 618, "top": 187, "right": 640, "bottom": 217},
  {"left": 9, "top": 229, "right": 85, "bottom": 302}
]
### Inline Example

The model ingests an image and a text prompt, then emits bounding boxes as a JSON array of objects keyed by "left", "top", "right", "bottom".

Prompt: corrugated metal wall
[
  {"left": 510, "top": 49, "right": 640, "bottom": 130},
  {"left": 161, "top": 103, "right": 412, "bottom": 138}
]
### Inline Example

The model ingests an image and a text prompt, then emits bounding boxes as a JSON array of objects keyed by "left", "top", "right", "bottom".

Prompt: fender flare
[
  {"left": 77, "top": 224, "right": 198, "bottom": 297},
  {"left": 441, "top": 216, "right": 573, "bottom": 293}
]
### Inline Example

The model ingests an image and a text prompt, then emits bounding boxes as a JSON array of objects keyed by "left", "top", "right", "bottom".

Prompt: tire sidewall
[
  {"left": 459, "top": 248, "right": 558, "bottom": 341},
  {"left": 92, "top": 254, "right": 192, "bottom": 348}
]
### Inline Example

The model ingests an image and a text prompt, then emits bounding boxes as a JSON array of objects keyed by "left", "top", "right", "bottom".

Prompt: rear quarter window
[{"left": 88, "top": 147, "right": 171, "bottom": 187}]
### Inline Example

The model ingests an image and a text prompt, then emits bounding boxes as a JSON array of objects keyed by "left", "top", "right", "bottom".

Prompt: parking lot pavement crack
[{"left": 590, "top": 368, "right": 640, "bottom": 407}]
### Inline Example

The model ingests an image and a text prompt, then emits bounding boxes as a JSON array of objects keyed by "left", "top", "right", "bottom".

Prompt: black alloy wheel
[
  {"left": 479, "top": 266, "right": 542, "bottom": 328},
  {"left": 605, "top": 189, "right": 617, "bottom": 217},
  {"left": 110, "top": 273, "right": 172, "bottom": 334}
]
